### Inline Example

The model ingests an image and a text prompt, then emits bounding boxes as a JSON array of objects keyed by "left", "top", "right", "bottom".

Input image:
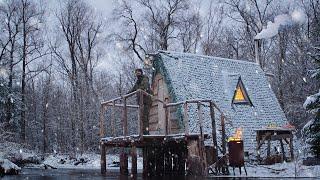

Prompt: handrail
[{"left": 99, "top": 91, "right": 229, "bottom": 173}]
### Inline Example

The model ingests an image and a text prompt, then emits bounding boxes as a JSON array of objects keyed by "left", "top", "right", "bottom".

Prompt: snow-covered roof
[{"left": 153, "top": 50, "right": 288, "bottom": 151}]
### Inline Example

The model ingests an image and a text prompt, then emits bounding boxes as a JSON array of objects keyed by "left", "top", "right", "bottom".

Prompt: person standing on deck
[{"left": 128, "top": 69, "right": 152, "bottom": 135}]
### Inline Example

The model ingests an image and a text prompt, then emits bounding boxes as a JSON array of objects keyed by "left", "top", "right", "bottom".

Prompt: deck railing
[{"left": 99, "top": 89, "right": 230, "bottom": 157}]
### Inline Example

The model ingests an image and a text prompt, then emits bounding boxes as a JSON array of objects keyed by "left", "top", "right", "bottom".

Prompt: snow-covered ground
[
  {"left": 39, "top": 153, "right": 143, "bottom": 170},
  {"left": 224, "top": 161, "right": 320, "bottom": 178}
]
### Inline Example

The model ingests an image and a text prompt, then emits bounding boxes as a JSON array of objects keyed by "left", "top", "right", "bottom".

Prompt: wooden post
[
  {"left": 267, "top": 139, "right": 271, "bottom": 158},
  {"left": 100, "top": 143, "right": 106, "bottom": 174},
  {"left": 221, "top": 114, "right": 226, "bottom": 155},
  {"left": 290, "top": 136, "right": 294, "bottom": 160},
  {"left": 99, "top": 105, "right": 106, "bottom": 138},
  {"left": 120, "top": 148, "right": 128, "bottom": 175},
  {"left": 209, "top": 102, "right": 218, "bottom": 161},
  {"left": 197, "top": 103, "right": 207, "bottom": 176},
  {"left": 164, "top": 98, "right": 169, "bottom": 135},
  {"left": 111, "top": 101, "right": 115, "bottom": 137},
  {"left": 139, "top": 91, "right": 144, "bottom": 136},
  {"left": 183, "top": 103, "right": 189, "bottom": 135},
  {"left": 280, "top": 139, "right": 286, "bottom": 162},
  {"left": 131, "top": 146, "right": 137, "bottom": 175},
  {"left": 256, "top": 132, "right": 261, "bottom": 160},
  {"left": 123, "top": 97, "right": 128, "bottom": 136}
]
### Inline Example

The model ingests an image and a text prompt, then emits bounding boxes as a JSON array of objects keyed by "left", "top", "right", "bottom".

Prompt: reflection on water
[
  {"left": 2, "top": 168, "right": 240, "bottom": 180},
  {"left": 2, "top": 168, "right": 126, "bottom": 180}
]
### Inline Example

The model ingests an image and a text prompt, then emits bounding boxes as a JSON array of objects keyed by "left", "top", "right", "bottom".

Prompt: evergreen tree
[{"left": 304, "top": 42, "right": 320, "bottom": 157}]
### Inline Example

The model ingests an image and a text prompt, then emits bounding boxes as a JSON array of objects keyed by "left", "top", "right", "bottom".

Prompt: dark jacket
[{"left": 128, "top": 75, "right": 152, "bottom": 104}]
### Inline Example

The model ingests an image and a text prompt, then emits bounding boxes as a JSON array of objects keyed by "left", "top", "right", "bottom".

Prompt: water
[
  {"left": 1, "top": 168, "right": 253, "bottom": 180},
  {"left": 1, "top": 168, "right": 127, "bottom": 180}
]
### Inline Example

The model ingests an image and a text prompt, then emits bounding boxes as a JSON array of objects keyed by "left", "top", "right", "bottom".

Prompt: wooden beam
[
  {"left": 221, "top": 115, "right": 226, "bottom": 155},
  {"left": 139, "top": 91, "right": 144, "bottom": 136},
  {"left": 99, "top": 105, "right": 106, "bottom": 138},
  {"left": 280, "top": 139, "right": 286, "bottom": 162},
  {"left": 209, "top": 102, "right": 218, "bottom": 161},
  {"left": 122, "top": 97, "right": 128, "bottom": 136},
  {"left": 165, "top": 98, "right": 169, "bottom": 135},
  {"left": 131, "top": 146, "right": 137, "bottom": 175},
  {"left": 197, "top": 103, "right": 207, "bottom": 176},
  {"left": 111, "top": 101, "right": 115, "bottom": 137},
  {"left": 183, "top": 103, "right": 189, "bottom": 136},
  {"left": 267, "top": 139, "right": 271, "bottom": 158},
  {"left": 106, "top": 103, "right": 139, "bottom": 108},
  {"left": 100, "top": 143, "right": 106, "bottom": 174},
  {"left": 290, "top": 137, "right": 294, "bottom": 160},
  {"left": 120, "top": 148, "right": 128, "bottom": 175}
]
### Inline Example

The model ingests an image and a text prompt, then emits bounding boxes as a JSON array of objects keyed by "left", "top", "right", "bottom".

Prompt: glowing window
[{"left": 232, "top": 77, "right": 253, "bottom": 105}]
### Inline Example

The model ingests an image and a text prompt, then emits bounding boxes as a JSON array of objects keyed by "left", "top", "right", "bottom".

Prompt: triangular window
[{"left": 232, "top": 77, "right": 253, "bottom": 105}]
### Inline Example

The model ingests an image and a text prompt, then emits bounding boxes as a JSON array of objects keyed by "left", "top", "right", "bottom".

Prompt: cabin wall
[{"left": 149, "top": 73, "right": 180, "bottom": 134}]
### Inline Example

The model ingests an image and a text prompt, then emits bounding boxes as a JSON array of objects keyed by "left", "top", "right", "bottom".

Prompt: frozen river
[{"left": 1, "top": 168, "right": 137, "bottom": 180}]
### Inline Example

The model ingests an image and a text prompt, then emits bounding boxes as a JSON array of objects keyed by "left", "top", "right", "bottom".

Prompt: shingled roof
[{"left": 153, "top": 50, "right": 288, "bottom": 151}]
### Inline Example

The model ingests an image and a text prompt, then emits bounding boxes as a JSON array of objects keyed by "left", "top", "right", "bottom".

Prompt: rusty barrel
[{"left": 228, "top": 140, "right": 244, "bottom": 167}]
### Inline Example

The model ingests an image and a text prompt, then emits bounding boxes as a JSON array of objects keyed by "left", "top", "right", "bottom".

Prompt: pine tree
[{"left": 304, "top": 43, "right": 320, "bottom": 157}]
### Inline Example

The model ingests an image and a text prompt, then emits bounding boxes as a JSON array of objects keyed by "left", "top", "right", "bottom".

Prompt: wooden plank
[
  {"left": 139, "top": 91, "right": 144, "bottom": 136},
  {"left": 267, "top": 139, "right": 271, "bottom": 158},
  {"left": 183, "top": 103, "right": 189, "bottom": 135},
  {"left": 105, "top": 103, "right": 139, "bottom": 108},
  {"left": 100, "top": 143, "right": 106, "bottom": 174},
  {"left": 164, "top": 145, "right": 172, "bottom": 175},
  {"left": 197, "top": 103, "right": 207, "bottom": 176},
  {"left": 111, "top": 101, "right": 115, "bottom": 137},
  {"left": 131, "top": 146, "right": 137, "bottom": 175},
  {"left": 209, "top": 102, "right": 218, "bottom": 162},
  {"left": 120, "top": 148, "right": 128, "bottom": 175},
  {"left": 290, "top": 137, "right": 294, "bottom": 160},
  {"left": 221, "top": 115, "right": 226, "bottom": 155},
  {"left": 99, "top": 105, "right": 106, "bottom": 138},
  {"left": 122, "top": 97, "right": 128, "bottom": 136},
  {"left": 280, "top": 139, "right": 286, "bottom": 162}
]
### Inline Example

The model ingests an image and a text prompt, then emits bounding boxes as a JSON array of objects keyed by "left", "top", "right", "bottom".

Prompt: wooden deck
[{"left": 99, "top": 90, "right": 229, "bottom": 177}]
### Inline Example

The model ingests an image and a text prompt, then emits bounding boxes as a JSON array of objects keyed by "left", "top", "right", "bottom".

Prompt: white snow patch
[
  {"left": 0, "top": 158, "right": 21, "bottom": 173},
  {"left": 303, "top": 92, "right": 320, "bottom": 109}
]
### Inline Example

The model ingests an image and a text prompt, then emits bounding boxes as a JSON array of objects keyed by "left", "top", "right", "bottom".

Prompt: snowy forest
[{"left": 0, "top": 0, "right": 319, "bottom": 162}]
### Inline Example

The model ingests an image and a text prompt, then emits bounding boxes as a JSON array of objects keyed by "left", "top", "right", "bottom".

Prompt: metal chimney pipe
[{"left": 254, "top": 39, "right": 260, "bottom": 66}]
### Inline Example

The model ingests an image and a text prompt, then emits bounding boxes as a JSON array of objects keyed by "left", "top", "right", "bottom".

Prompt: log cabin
[{"left": 149, "top": 50, "right": 288, "bottom": 152}]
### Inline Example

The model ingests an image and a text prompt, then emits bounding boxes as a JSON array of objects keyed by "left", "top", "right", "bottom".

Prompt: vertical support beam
[
  {"left": 280, "top": 139, "right": 286, "bottom": 162},
  {"left": 120, "top": 148, "right": 128, "bottom": 175},
  {"left": 267, "top": 139, "right": 271, "bottom": 158},
  {"left": 139, "top": 91, "right": 144, "bottom": 136},
  {"left": 131, "top": 145, "right": 137, "bottom": 175},
  {"left": 209, "top": 102, "right": 218, "bottom": 161},
  {"left": 221, "top": 114, "right": 226, "bottom": 155},
  {"left": 100, "top": 143, "right": 106, "bottom": 174},
  {"left": 123, "top": 97, "right": 128, "bottom": 136},
  {"left": 290, "top": 136, "right": 294, "bottom": 160},
  {"left": 256, "top": 132, "right": 261, "bottom": 160},
  {"left": 164, "top": 98, "right": 169, "bottom": 135},
  {"left": 197, "top": 103, "right": 207, "bottom": 176},
  {"left": 99, "top": 105, "right": 105, "bottom": 138},
  {"left": 183, "top": 103, "right": 189, "bottom": 136},
  {"left": 111, "top": 101, "right": 115, "bottom": 137}
]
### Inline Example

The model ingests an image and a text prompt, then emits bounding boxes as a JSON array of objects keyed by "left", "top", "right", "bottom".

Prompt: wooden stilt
[
  {"left": 280, "top": 139, "right": 286, "bottom": 162},
  {"left": 131, "top": 146, "right": 137, "bottom": 175},
  {"left": 100, "top": 143, "right": 106, "bottom": 174},
  {"left": 120, "top": 148, "right": 128, "bottom": 175},
  {"left": 209, "top": 102, "right": 218, "bottom": 162},
  {"left": 164, "top": 145, "right": 172, "bottom": 175},
  {"left": 267, "top": 139, "right": 271, "bottom": 158},
  {"left": 290, "top": 137, "right": 294, "bottom": 160}
]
